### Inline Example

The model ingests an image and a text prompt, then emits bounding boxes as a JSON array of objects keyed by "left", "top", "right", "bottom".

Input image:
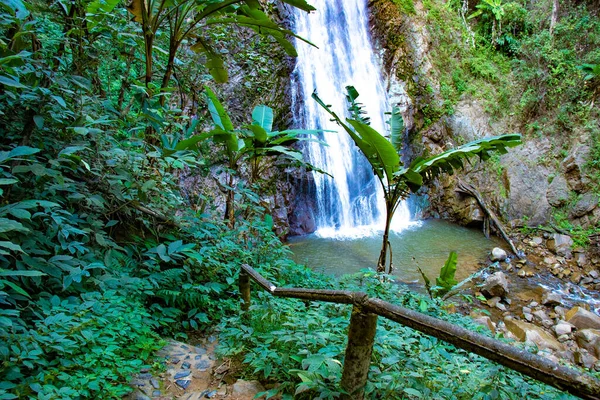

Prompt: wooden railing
[{"left": 239, "top": 264, "right": 600, "bottom": 400}]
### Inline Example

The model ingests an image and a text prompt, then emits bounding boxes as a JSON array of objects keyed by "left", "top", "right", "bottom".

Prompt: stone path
[{"left": 128, "top": 338, "right": 266, "bottom": 400}]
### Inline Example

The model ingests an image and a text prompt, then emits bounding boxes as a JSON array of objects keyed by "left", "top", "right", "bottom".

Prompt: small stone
[
  {"left": 129, "top": 391, "right": 151, "bottom": 400},
  {"left": 547, "top": 234, "right": 574, "bottom": 257},
  {"left": 150, "top": 378, "right": 160, "bottom": 389},
  {"left": 542, "top": 291, "right": 562, "bottom": 306},
  {"left": 582, "top": 277, "right": 594, "bottom": 285},
  {"left": 524, "top": 313, "right": 534, "bottom": 322},
  {"left": 533, "top": 310, "right": 549, "bottom": 321},
  {"left": 523, "top": 306, "right": 532, "bottom": 314},
  {"left": 531, "top": 237, "right": 543, "bottom": 246},
  {"left": 558, "top": 334, "right": 570, "bottom": 342},
  {"left": 575, "top": 350, "right": 598, "bottom": 369},
  {"left": 195, "top": 359, "right": 211, "bottom": 371},
  {"left": 182, "top": 362, "right": 191, "bottom": 369},
  {"left": 174, "top": 370, "right": 191, "bottom": 379},
  {"left": 577, "top": 253, "right": 588, "bottom": 267},
  {"left": 555, "top": 323, "right": 572, "bottom": 336},
  {"left": 590, "top": 270, "right": 599, "bottom": 279},
  {"left": 516, "top": 258, "right": 527, "bottom": 265},
  {"left": 487, "top": 296, "right": 501, "bottom": 308},
  {"left": 490, "top": 247, "right": 508, "bottom": 262},
  {"left": 232, "top": 380, "right": 265, "bottom": 397},
  {"left": 496, "top": 302, "right": 507, "bottom": 311},
  {"left": 544, "top": 257, "right": 556, "bottom": 265},
  {"left": 530, "top": 302, "right": 539, "bottom": 308},
  {"left": 152, "top": 391, "right": 161, "bottom": 396},
  {"left": 481, "top": 272, "right": 509, "bottom": 298},
  {"left": 171, "top": 358, "right": 181, "bottom": 365},
  {"left": 175, "top": 379, "right": 191, "bottom": 390},
  {"left": 205, "top": 390, "right": 217, "bottom": 398},
  {"left": 208, "top": 335, "right": 217, "bottom": 343},
  {"left": 195, "top": 347, "right": 207, "bottom": 355}
]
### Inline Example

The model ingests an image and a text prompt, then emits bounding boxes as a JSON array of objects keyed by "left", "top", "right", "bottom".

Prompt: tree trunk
[
  {"left": 376, "top": 204, "right": 393, "bottom": 273},
  {"left": 225, "top": 174, "right": 235, "bottom": 228},
  {"left": 550, "top": 0, "right": 559, "bottom": 35}
]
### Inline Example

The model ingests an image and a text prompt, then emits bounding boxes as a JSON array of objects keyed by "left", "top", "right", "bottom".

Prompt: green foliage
[
  {"left": 435, "top": 251, "right": 459, "bottom": 295},
  {"left": 219, "top": 264, "right": 579, "bottom": 399}
]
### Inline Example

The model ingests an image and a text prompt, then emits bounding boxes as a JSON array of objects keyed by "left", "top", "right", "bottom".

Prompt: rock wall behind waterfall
[{"left": 368, "top": 0, "right": 600, "bottom": 231}]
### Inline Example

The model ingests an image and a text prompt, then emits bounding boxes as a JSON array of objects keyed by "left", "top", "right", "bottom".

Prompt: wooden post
[
  {"left": 239, "top": 270, "right": 251, "bottom": 311},
  {"left": 341, "top": 307, "right": 378, "bottom": 399}
]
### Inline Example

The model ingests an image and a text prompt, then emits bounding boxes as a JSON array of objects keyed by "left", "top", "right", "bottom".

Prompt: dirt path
[{"left": 128, "top": 338, "right": 265, "bottom": 400}]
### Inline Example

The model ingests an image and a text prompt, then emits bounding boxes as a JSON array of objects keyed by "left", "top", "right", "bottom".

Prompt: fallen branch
[{"left": 456, "top": 179, "right": 522, "bottom": 258}]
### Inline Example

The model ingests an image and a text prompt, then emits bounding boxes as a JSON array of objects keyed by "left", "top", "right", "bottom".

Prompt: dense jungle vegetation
[{"left": 0, "top": 0, "right": 597, "bottom": 399}]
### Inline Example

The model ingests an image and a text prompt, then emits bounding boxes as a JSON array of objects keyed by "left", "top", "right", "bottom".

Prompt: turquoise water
[{"left": 287, "top": 219, "right": 504, "bottom": 283}]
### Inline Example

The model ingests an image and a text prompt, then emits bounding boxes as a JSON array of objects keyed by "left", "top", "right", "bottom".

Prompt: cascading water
[{"left": 292, "top": 0, "right": 413, "bottom": 238}]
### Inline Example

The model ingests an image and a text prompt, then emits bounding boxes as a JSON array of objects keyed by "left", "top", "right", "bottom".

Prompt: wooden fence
[{"left": 239, "top": 264, "right": 600, "bottom": 400}]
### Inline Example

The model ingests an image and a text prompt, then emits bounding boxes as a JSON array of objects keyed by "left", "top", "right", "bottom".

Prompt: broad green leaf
[
  {"left": 0, "top": 279, "right": 30, "bottom": 298},
  {"left": 247, "top": 125, "right": 268, "bottom": 144},
  {"left": 2, "top": 0, "right": 29, "bottom": 19},
  {"left": 0, "top": 75, "right": 26, "bottom": 88},
  {"left": 348, "top": 119, "right": 400, "bottom": 185},
  {"left": 0, "top": 241, "right": 24, "bottom": 253},
  {"left": 436, "top": 251, "right": 458, "bottom": 291},
  {"left": 252, "top": 105, "right": 274, "bottom": 132},
  {"left": 0, "top": 218, "right": 28, "bottom": 234},
  {"left": 0, "top": 179, "right": 18, "bottom": 185},
  {"left": 280, "top": 0, "right": 316, "bottom": 12},
  {"left": 387, "top": 107, "right": 404, "bottom": 153},
  {"left": 7, "top": 146, "right": 40, "bottom": 159},
  {"left": 51, "top": 95, "right": 67, "bottom": 108},
  {"left": 33, "top": 115, "right": 44, "bottom": 129},
  {"left": 0, "top": 270, "right": 45, "bottom": 277},
  {"left": 205, "top": 87, "right": 234, "bottom": 131}
]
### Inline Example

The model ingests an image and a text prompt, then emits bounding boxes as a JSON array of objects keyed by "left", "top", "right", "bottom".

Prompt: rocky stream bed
[{"left": 467, "top": 232, "right": 600, "bottom": 371}]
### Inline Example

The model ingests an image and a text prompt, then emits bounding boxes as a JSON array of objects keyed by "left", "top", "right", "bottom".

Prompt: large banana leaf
[
  {"left": 205, "top": 86, "right": 234, "bottom": 131},
  {"left": 252, "top": 105, "right": 273, "bottom": 133}
]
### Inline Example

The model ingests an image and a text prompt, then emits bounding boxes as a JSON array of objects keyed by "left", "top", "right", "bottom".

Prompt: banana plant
[
  {"left": 313, "top": 87, "right": 522, "bottom": 273},
  {"left": 163, "top": 87, "right": 324, "bottom": 227},
  {"left": 126, "top": 0, "right": 315, "bottom": 97}
]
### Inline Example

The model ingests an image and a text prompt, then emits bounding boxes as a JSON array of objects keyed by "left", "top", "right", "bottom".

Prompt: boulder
[
  {"left": 574, "top": 329, "right": 600, "bottom": 358},
  {"left": 541, "top": 290, "right": 562, "bottom": 306},
  {"left": 232, "top": 380, "right": 265, "bottom": 397},
  {"left": 480, "top": 272, "right": 509, "bottom": 298},
  {"left": 546, "top": 234, "right": 573, "bottom": 257},
  {"left": 566, "top": 307, "right": 600, "bottom": 330},
  {"left": 504, "top": 317, "right": 565, "bottom": 351},
  {"left": 570, "top": 192, "right": 598, "bottom": 218},
  {"left": 546, "top": 175, "right": 570, "bottom": 207},
  {"left": 490, "top": 247, "right": 507, "bottom": 262}
]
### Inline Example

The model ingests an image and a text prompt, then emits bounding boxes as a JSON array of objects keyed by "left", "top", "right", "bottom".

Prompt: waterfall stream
[{"left": 292, "top": 0, "right": 413, "bottom": 239}]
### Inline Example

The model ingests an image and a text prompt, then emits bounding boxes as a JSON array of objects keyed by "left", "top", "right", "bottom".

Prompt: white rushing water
[{"left": 292, "top": 0, "right": 415, "bottom": 239}]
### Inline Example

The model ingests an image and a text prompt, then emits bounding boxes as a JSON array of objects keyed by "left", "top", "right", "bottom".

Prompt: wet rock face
[
  {"left": 504, "top": 317, "right": 565, "bottom": 352},
  {"left": 571, "top": 192, "right": 599, "bottom": 219}
]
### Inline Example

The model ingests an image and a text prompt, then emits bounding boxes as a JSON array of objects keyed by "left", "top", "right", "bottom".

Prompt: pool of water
[{"left": 287, "top": 219, "right": 505, "bottom": 283}]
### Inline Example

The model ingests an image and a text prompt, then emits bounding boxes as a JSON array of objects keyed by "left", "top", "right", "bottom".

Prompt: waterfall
[{"left": 292, "top": 0, "right": 413, "bottom": 239}]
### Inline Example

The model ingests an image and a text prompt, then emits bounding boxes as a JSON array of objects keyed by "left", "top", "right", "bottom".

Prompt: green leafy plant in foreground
[
  {"left": 218, "top": 266, "right": 579, "bottom": 400},
  {"left": 312, "top": 87, "right": 522, "bottom": 273}
]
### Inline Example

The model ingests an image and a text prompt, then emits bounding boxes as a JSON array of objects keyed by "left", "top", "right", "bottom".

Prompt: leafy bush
[
  {"left": 0, "top": 291, "right": 162, "bottom": 399},
  {"left": 219, "top": 266, "right": 579, "bottom": 400}
]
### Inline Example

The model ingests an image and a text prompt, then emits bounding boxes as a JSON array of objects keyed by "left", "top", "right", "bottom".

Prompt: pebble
[
  {"left": 152, "top": 391, "right": 161, "bottom": 396},
  {"left": 175, "top": 379, "right": 191, "bottom": 389},
  {"left": 150, "top": 378, "right": 160, "bottom": 389},
  {"left": 182, "top": 361, "right": 191, "bottom": 369},
  {"left": 138, "top": 373, "right": 152, "bottom": 379},
  {"left": 196, "top": 359, "right": 211, "bottom": 370},
  {"left": 590, "top": 270, "right": 599, "bottom": 279},
  {"left": 174, "top": 370, "right": 191, "bottom": 379}
]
